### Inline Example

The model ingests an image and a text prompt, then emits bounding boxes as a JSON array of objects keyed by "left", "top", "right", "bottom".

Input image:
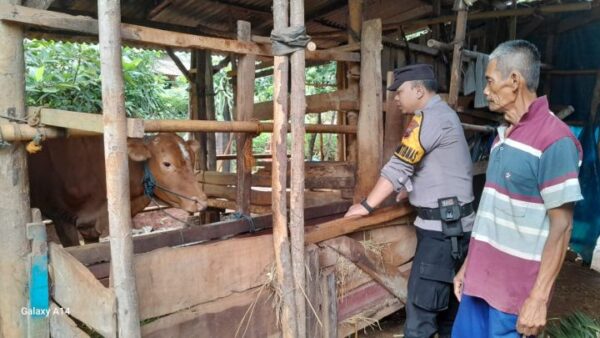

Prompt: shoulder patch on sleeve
[{"left": 394, "top": 115, "right": 425, "bottom": 165}]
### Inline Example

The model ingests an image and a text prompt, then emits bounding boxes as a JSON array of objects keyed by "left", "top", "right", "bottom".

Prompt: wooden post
[
  {"left": 543, "top": 34, "right": 555, "bottom": 96},
  {"left": 354, "top": 19, "right": 383, "bottom": 202},
  {"left": 346, "top": 0, "right": 362, "bottom": 165},
  {"left": 290, "top": 0, "right": 307, "bottom": 335},
  {"left": 0, "top": 0, "right": 30, "bottom": 334},
  {"left": 97, "top": 0, "right": 141, "bottom": 335},
  {"left": 205, "top": 51, "right": 217, "bottom": 171},
  {"left": 236, "top": 21, "right": 255, "bottom": 215},
  {"left": 27, "top": 209, "right": 50, "bottom": 337},
  {"left": 271, "top": 0, "right": 298, "bottom": 336},
  {"left": 336, "top": 62, "right": 346, "bottom": 161},
  {"left": 448, "top": 0, "right": 468, "bottom": 107},
  {"left": 383, "top": 71, "right": 404, "bottom": 161},
  {"left": 321, "top": 271, "right": 338, "bottom": 338},
  {"left": 197, "top": 50, "right": 208, "bottom": 171},
  {"left": 508, "top": 0, "right": 517, "bottom": 40}
]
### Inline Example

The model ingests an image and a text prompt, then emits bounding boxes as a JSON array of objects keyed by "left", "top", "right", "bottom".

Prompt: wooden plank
[
  {"left": 271, "top": 0, "right": 297, "bottom": 336},
  {"left": 134, "top": 234, "right": 275, "bottom": 320},
  {"left": 253, "top": 90, "right": 359, "bottom": 121},
  {"left": 206, "top": 198, "right": 272, "bottom": 214},
  {"left": 338, "top": 290, "right": 403, "bottom": 338},
  {"left": 141, "top": 286, "right": 280, "bottom": 338},
  {"left": 69, "top": 201, "right": 352, "bottom": 269},
  {"left": 203, "top": 182, "right": 344, "bottom": 206},
  {"left": 305, "top": 245, "right": 321, "bottom": 338},
  {"left": 355, "top": 19, "right": 383, "bottom": 202},
  {"left": 321, "top": 225, "right": 417, "bottom": 268},
  {"left": 48, "top": 243, "right": 117, "bottom": 337},
  {"left": 197, "top": 170, "right": 355, "bottom": 189},
  {"left": 0, "top": 0, "right": 29, "bottom": 334},
  {"left": 448, "top": 5, "right": 467, "bottom": 107},
  {"left": 349, "top": 225, "right": 417, "bottom": 267},
  {"left": 38, "top": 108, "right": 144, "bottom": 137},
  {"left": 306, "top": 204, "right": 414, "bottom": 244},
  {"left": 321, "top": 271, "right": 338, "bottom": 338},
  {"left": 98, "top": 0, "right": 141, "bottom": 334},
  {"left": 337, "top": 280, "right": 392, "bottom": 321},
  {"left": 0, "top": 5, "right": 360, "bottom": 62},
  {"left": 0, "top": 5, "right": 270, "bottom": 55},
  {"left": 49, "top": 302, "right": 89, "bottom": 338},
  {"left": 290, "top": 0, "right": 308, "bottom": 329},
  {"left": 323, "top": 236, "right": 408, "bottom": 301},
  {"left": 235, "top": 21, "right": 255, "bottom": 215}
]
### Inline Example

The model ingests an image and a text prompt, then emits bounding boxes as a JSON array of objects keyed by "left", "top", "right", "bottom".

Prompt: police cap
[{"left": 387, "top": 64, "right": 435, "bottom": 91}]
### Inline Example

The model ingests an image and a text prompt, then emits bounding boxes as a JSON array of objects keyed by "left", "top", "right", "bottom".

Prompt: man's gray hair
[{"left": 489, "top": 40, "right": 541, "bottom": 91}]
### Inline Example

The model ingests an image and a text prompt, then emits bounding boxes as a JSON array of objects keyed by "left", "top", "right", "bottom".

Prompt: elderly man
[
  {"left": 345, "top": 64, "right": 475, "bottom": 338},
  {"left": 452, "top": 40, "right": 583, "bottom": 338}
]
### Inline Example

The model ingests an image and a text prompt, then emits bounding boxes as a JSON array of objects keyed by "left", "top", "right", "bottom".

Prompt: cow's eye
[{"left": 162, "top": 162, "right": 171, "bottom": 168}]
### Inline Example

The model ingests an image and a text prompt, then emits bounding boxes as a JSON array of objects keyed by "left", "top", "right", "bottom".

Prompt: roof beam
[{"left": 1, "top": 5, "right": 360, "bottom": 61}]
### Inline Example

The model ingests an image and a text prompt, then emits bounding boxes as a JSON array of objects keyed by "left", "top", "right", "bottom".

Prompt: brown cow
[{"left": 27, "top": 133, "right": 208, "bottom": 246}]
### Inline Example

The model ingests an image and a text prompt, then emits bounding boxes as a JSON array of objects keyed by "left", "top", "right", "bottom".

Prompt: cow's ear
[
  {"left": 187, "top": 139, "right": 200, "bottom": 154},
  {"left": 127, "top": 139, "right": 151, "bottom": 162}
]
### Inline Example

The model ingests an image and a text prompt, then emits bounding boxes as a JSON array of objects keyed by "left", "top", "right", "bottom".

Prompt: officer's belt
[{"left": 416, "top": 202, "right": 474, "bottom": 221}]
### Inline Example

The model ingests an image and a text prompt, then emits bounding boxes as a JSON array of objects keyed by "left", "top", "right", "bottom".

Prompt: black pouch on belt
[{"left": 438, "top": 197, "right": 464, "bottom": 260}]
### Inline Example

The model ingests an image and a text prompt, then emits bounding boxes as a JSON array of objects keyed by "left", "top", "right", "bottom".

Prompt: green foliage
[
  {"left": 543, "top": 312, "right": 600, "bottom": 338},
  {"left": 25, "top": 39, "right": 188, "bottom": 120},
  {"left": 24, "top": 40, "right": 340, "bottom": 161},
  {"left": 251, "top": 62, "right": 339, "bottom": 159}
]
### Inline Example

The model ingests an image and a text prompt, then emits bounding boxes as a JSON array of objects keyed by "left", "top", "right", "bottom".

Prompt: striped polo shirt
[{"left": 463, "top": 96, "right": 583, "bottom": 315}]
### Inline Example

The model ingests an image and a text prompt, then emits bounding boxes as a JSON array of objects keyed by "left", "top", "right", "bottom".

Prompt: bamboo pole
[
  {"left": 290, "top": 0, "right": 306, "bottom": 334},
  {"left": 448, "top": 0, "right": 468, "bottom": 108},
  {"left": 0, "top": 0, "right": 30, "bottom": 334},
  {"left": 0, "top": 120, "right": 358, "bottom": 142},
  {"left": 236, "top": 21, "right": 255, "bottom": 215},
  {"left": 97, "top": 0, "right": 141, "bottom": 335},
  {"left": 271, "top": 0, "right": 297, "bottom": 336},
  {"left": 144, "top": 120, "right": 357, "bottom": 134}
]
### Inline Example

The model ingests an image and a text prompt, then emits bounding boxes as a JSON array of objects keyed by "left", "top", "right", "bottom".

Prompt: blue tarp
[{"left": 542, "top": 20, "right": 600, "bottom": 263}]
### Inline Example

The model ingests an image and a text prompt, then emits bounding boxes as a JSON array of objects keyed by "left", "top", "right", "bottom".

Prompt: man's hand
[
  {"left": 516, "top": 296, "right": 547, "bottom": 336},
  {"left": 344, "top": 203, "right": 370, "bottom": 217},
  {"left": 453, "top": 261, "right": 467, "bottom": 301}
]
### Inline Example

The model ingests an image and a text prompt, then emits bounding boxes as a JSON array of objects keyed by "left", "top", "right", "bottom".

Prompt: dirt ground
[{"left": 356, "top": 260, "right": 600, "bottom": 338}]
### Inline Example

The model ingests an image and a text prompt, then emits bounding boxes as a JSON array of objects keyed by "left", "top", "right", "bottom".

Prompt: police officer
[{"left": 345, "top": 64, "right": 475, "bottom": 338}]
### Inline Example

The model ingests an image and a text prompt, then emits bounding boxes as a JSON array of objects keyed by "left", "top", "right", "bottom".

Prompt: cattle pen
[{"left": 1, "top": 0, "right": 599, "bottom": 337}]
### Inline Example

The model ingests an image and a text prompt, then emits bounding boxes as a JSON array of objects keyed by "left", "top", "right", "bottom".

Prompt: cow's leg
[{"left": 53, "top": 219, "right": 81, "bottom": 247}]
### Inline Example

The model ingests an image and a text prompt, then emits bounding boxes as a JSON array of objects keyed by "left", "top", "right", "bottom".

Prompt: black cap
[{"left": 387, "top": 64, "right": 435, "bottom": 91}]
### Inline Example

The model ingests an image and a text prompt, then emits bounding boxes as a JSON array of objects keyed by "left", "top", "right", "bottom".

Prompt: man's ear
[
  {"left": 127, "top": 138, "right": 151, "bottom": 162},
  {"left": 510, "top": 71, "right": 521, "bottom": 91}
]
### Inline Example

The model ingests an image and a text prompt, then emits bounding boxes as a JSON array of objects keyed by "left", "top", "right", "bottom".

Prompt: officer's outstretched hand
[{"left": 344, "top": 203, "right": 369, "bottom": 217}]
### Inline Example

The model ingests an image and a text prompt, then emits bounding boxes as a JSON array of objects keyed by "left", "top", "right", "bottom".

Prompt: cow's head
[{"left": 127, "top": 133, "right": 208, "bottom": 213}]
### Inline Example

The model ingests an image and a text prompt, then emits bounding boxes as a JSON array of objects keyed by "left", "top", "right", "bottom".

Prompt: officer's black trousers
[{"left": 403, "top": 227, "right": 471, "bottom": 338}]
